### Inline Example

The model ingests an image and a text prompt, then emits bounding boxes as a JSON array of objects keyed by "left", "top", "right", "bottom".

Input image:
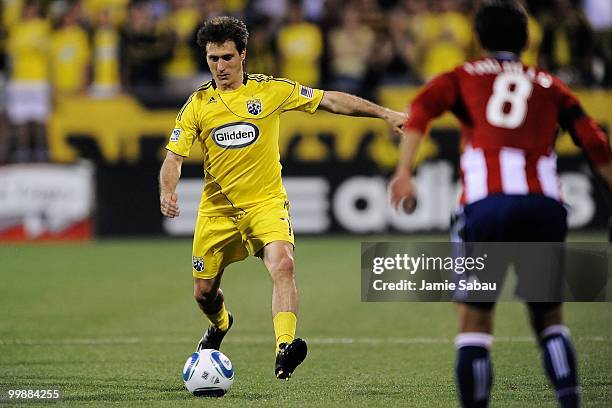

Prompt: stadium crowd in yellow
[{"left": 0, "top": 0, "right": 608, "bottom": 164}]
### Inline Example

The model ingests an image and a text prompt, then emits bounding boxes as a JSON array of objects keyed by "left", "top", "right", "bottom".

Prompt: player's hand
[
  {"left": 160, "top": 192, "right": 180, "bottom": 218},
  {"left": 388, "top": 169, "right": 417, "bottom": 214},
  {"left": 385, "top": 110, "right": 407, "bottom": 138}
]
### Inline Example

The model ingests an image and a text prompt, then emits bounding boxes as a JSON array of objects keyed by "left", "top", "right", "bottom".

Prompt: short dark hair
[
  {"left": 475, "top": 0, "right": 528, "bottom": 54},
  {"left": 196, "top": 16, "right": 249, "bottom": 54}
]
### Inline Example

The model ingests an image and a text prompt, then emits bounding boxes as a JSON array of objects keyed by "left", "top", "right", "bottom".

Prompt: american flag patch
[{"left": 300, "top": 85, "right": 314, "bottom": 99}]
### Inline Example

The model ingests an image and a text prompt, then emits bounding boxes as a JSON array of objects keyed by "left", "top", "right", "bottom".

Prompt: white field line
[{"left": 0, "top": 336, "right": 608, "bottom": 346}]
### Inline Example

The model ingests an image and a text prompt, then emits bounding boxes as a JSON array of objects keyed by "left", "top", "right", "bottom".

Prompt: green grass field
[{"left": 1, "top": 234, "right": 610, "bottom": 407}]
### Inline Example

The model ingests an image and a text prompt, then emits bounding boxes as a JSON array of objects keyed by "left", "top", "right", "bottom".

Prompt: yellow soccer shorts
[{"left": 192, "top": 199, "right": 294, "bottom": 279}]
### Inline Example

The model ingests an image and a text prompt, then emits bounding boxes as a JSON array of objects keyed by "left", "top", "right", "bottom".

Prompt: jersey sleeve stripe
[{"left": 177, "top": 93, "right": 195, "bottom": 121}]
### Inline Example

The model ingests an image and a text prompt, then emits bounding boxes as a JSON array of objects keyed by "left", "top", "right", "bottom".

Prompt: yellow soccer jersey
[
  {"left": 7, "top": 17, "right": 51, "bottom": 81},
  {"left": 160, "top": 8, "right": 199, "bottom": 79},
  {"left": 92, "top": 26, "right": 120, "bottom": 87},
  {"left": 277, "top": 23, "right": 323, "bottom": 86},
  {"left": 50, "top": 25, "right": 91, "bottom": 94},
  {"left": 166, "top": 74, "right": 324, "bottom": 216}
]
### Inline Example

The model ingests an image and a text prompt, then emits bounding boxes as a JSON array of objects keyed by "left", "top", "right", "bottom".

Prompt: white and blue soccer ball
[{"left": 182, "top": 349, "right": 234, "bottom": 397}]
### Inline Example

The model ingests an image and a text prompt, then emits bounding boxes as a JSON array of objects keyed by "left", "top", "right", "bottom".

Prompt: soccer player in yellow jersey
[{"left": 159, "top": 16, "right": 405, "bottom": 380}]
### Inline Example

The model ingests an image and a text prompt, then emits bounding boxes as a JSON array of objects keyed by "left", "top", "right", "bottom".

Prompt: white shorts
[{"left": 6, "top": 81, "right": 51, "bottom": 124}]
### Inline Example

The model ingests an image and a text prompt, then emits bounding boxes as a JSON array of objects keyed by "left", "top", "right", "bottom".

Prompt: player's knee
[
  {"left": 458, "top": 303, "right": 494, "bottom": 333},
  {"left": 193, "top": 282, "right": 217, "bottom": 305},
  {"left": 527, "top": 302, "right": 562, "bottom": 337}
]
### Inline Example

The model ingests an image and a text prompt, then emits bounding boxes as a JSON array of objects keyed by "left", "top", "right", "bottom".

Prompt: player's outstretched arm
[
  {"left": 318, "top": 91, "right": 406, "bottom": 136},
  {"left": 388, "top": 128, "right": 423, "bottom": 214},
  {"left": 159, "top": 150, "right": 184, "bottom": 218}
]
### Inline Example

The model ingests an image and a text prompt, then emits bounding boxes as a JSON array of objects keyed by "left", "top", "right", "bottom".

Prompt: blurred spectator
[
  {"left": 539, "top": 0, "right": 595, "bottom": 86},
  {"left": 385, "top": 3, "right": 420, "bottom": 83},
  {"left": 522, "top": 13, "right": 543, "bottom": 67},
  {"left": 354, "top": 0, "right": 386, "bottom": 31},
  {"left": 360, "top": 29, "right": 394, "bottom": 101},
  {"left": 223, "top": 0, "right": 247, "bottom": 18},
  {"left": 318, "top": 0, "right": 342, "bottom": 31},
  {"left": 90, "top": 6, "right": 121, "bottom": 98},
  {"left": 249, "top": 0, "right": 288, "bottom": 29},
  {"left": 119, "top": 0, "right": 173, "bottom": 95},
  {"left": 3, "top": 0, "right": 23, "bottom": 30},
  {"left": 419, "top": 0, "right": 471, "bottom": 80},
  {"left": 328, "top": 3, "right": 374, "bottom": 94},
  {"left": 159, "top": 0, "right": 199, "bottom": 97},
  {"left": 583, "top": 0, "right": 612, "bottom": 85},
  {"left": 50, "top": 0, "right": 91, "bottom": 97},
  {"left": 0, "top": 1, "right": 11, "bottom": 163},
  {"left": 276, "top": 0, "right": 322, "bottom": 86},
  {"left": 246, "top": 16, "right": 278, "bottom": 75},
  {"left": 83, "top": 0, "right": 129, "bottom": 26},
  {"left": 6, "top": 0, "right": 51, "bottom": 162},
  {"left": 194, "top": 0, "right": 221, "bottom": 20},
  {"left": 302, "top": 0, "right": 325, "bottom": 23}
]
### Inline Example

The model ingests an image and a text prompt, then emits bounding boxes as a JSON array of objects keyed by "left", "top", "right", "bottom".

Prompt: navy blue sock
[
  {"left": 455, "top": 333, "right": 493, "bottom": 408},
  {"left": 540, "top": 325, "right": 580, "bottom": 408}
]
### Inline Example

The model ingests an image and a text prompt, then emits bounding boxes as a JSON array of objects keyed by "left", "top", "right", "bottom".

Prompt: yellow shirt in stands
[
  {"left": 3, "top": 0, "right": 22, "bottom": 29},
  {"left": 83, "top": 0, "right": 128, "bottom": 26},
  {"left": 50, "top": 25, "right": 91, "bottom": 94},
  {"left": 420, "top": 11, "right": 471, "bottom": 79},
  {"left": 523, "top": 16, "right": 542, "bottom": 67},
  {"left": 92, "top": 26, "right": 120, "bottom": 87},
  {"left": 329, "top": 26, "right": 374, "bottom": 78},
  {"left": 160, "top": 7, "right": 200, "bottom": 79},
  {"left": 223, "top": 0, "right": 247, "bottom": 13},
  {"left": 277, "top": 22, "right": 323, "bottom": 86},
  {"left": 166, "top": 74, "right": 324, "bottom": 216},
  {"left": 7, "top": 17, "right": 50, "bottom": 81}
]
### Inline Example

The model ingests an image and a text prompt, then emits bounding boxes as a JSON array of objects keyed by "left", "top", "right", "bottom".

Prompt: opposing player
[
  {"left": 159, "top": 16, "right": 405, "bottom": 380},
  {"left": 388, "top": 1, "right": 612, "bottom": 407}
]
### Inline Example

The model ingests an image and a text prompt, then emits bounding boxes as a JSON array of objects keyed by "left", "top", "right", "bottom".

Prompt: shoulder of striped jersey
[{"left": 195, "top": 80, "right": 214, "bottom": 93}]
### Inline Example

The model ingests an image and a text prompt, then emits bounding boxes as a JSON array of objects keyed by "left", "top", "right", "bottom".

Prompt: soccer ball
[{"left": 182, "top": 349, "right": 234, "bottom": 397}]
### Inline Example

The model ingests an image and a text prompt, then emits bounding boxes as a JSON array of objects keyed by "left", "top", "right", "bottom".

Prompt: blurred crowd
[{"left": 0, "top": 0, "right": 610, "bottom": 163}]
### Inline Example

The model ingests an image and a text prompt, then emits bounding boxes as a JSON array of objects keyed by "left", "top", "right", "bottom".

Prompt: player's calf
[
  {"left": 539, "top": 325, "right": 580, "bottom": 408},
  {"left": 455, "top": 332, "right": 493, "bottom": 408}
]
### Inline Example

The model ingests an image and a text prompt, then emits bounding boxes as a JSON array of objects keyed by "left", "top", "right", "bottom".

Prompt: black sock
[
  {"left": 455, "top": 333, "right": 493, "bottom": 408},
  {"left": 540, "top": 325, "right": 580, "bottom": 408}
]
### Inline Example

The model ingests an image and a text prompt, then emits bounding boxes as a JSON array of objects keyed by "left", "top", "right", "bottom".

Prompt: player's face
[{"left": 206, "top": 41, "right": 245, "bottom": 91}]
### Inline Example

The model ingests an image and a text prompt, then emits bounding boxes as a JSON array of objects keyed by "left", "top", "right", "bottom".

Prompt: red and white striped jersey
[{"left": 405, "top": 56, "right": 611, "bottom": 205}]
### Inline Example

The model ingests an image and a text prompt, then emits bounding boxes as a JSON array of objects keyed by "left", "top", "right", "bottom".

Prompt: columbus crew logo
[
  {"left": 246, "top": 99, "right": 262, "bottom": 115},
  {"left": 192, "top": 256, "right": 205, "bottom": 272}
]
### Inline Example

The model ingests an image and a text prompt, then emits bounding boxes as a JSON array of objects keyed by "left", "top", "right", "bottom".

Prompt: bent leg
[
  {"left": 455, "top": 303, "right": 495, "bottom": 408},
  {"left": 263, "top": 241, "right": 297, "bottom": 315},
  {"left": 262, "top": 241, "right": 298, "bottom": 351},
  {"left": 194, "top": 273, "right": 230, "bottom": 331},
  {"left": 528, "top": 303, "right": 580, "bottom": 408}
]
